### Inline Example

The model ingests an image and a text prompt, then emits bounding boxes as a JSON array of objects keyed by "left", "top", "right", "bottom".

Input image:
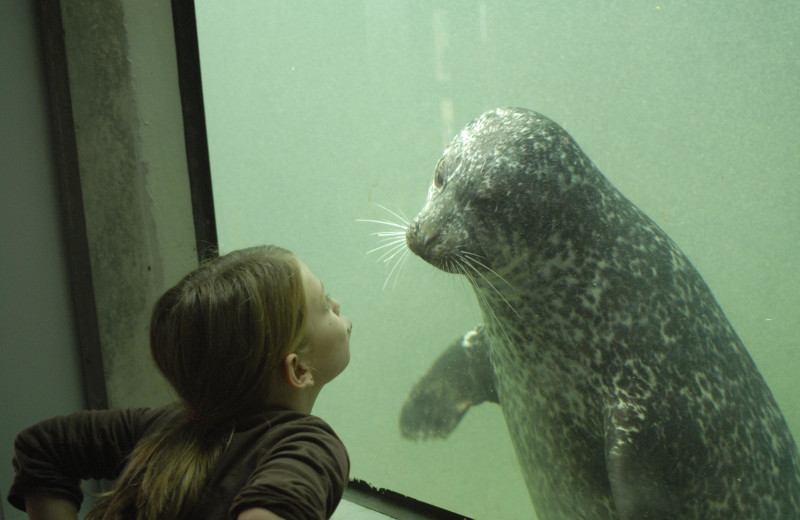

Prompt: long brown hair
[{"left": 87, "top": 245, "right": 307, "bottom": 520}]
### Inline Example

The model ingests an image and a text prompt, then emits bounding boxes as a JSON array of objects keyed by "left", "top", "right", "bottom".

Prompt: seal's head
[{"left": 407, "top": 107, "right": 602, "bottom": 275}]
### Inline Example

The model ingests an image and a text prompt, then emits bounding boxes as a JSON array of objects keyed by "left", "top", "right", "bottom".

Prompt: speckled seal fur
[{"left": 404, "top": 108, "right": 800, "bottom": 519}]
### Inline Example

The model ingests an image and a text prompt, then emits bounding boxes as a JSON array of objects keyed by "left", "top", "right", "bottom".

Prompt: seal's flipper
[{"left": 400, "top": 326, "right": 498, "bottom": 441}]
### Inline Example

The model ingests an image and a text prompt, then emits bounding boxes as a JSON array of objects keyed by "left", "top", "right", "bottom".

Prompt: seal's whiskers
[
  {"left": 382, "top": 246, "right": 410, "bottom": 290},
  {"left": 375, "top": 236, "right": 406, "bottom": 263},
  {"left": 366, "top": 232, "right": 406, "bottom": 255},
  {"left": 452, "top": 256, "right": 514, "bottom": 346},
  {"left": 374, "top": 202, "right": 410, "bottom": 226},
  {"left": 358, "top": 203, "right": 411, "bottom": 290},
  {"left": 366, "top": 232, "right": 409, "bottom": 290},
  {"left": 460, "top": 251, "right": 515, "bottom": 289},
  {"left": 458, "top": 252, "right": 521, "bottom": 320},
  {"left": 358, "top": 219, "right": 408, "bottom": 230}
]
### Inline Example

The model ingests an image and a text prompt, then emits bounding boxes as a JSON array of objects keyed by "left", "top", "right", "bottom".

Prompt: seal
[
  {"left": 399, "top": 326, "right": 498, "bottom": 441},
  {"left": 403, "top": 107, "right": 800, "bottom": 519}
]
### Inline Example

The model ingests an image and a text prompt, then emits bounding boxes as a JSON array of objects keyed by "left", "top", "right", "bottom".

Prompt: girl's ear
[{"left": 282, "top": 353, "right": 315, "bottom": 389}]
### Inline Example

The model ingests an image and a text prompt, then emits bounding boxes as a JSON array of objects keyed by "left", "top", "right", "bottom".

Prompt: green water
[{"left": 195, "top": 2, "right": 799, "bottom": 518}]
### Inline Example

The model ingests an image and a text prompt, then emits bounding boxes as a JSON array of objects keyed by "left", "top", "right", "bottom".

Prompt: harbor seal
[
  {"left": 400, "top": 326, "right": 498, "bottom": 441},
  {"left": 403, "top": 108, "right": 800, "bottom": 519}
]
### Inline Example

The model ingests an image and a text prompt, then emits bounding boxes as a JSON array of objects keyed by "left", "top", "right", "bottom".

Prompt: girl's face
[{"left": 299, "top": 261, "right": 352, "bottom": 384}]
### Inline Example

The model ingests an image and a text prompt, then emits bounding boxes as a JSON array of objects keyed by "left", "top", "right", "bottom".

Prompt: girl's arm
[
  {"left": 24, "top": 491, "right": 78, "bottom": 520},
  {"left": 9, "top": 407, "right": 172, "bottom": 513},
  {"left": 238, "top": 507, "right": 286, "bottom": 520}
]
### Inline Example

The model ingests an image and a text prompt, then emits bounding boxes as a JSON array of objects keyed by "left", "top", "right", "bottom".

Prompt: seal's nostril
[
  {"left": 407, "top": 219, "right": 441, "bottom": 259},
  {"left": 418, "top": 221, "right": 440, "bottom": 247}
]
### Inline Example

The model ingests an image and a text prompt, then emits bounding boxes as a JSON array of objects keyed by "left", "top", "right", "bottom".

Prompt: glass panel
[{"left": 195, "top": 2, "right": 800, "bottom": 518}]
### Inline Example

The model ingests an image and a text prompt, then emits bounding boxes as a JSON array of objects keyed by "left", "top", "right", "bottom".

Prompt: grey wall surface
[
  {"left": 0, "top": 2, "right": 86, "bottom": 518},
  {"left": 58, "top": 0, "right": 197, "bottom": 410}
]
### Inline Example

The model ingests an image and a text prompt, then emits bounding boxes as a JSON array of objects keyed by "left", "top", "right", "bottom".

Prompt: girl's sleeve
[
  {"left": 230, "top": 417, "right": 350, "bottom": 520},
  {"left": 7, "top": 407, "right": 168, "bottom": 512}
]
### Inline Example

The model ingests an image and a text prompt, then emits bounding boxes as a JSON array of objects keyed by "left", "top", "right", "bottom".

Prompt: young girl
[{"left": 8, "top": 245, "right": 352, "bottom": 520}]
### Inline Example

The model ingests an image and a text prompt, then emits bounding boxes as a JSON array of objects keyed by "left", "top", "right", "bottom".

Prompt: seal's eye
[
  {"left": 433, "top": 158, "right": 446, "bottom": 188},
  {"left": 434, "top": 169, "right": 445, "bottom": 188}
]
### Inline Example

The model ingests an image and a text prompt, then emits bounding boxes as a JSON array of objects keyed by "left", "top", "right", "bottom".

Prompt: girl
[{"left": 8, "top": 245, "right": 352, "bottom": 520}]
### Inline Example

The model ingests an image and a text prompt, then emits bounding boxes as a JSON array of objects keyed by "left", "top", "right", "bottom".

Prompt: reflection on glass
[{"left": 195, "top": 2, "right": 800, "bottom": 518}]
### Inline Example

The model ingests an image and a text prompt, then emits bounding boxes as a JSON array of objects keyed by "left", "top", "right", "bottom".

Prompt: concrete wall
[{"left": 59, "top": 0, "right": 197, "bottom": 409}]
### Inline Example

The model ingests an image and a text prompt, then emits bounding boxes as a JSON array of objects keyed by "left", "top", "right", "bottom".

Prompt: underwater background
[{"left": 195, "top": 1, "right": 799, "bottom": 518}]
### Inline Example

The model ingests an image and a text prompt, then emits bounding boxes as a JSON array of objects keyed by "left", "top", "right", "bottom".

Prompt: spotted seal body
[{"left": 404, "top": 108, "right": 800, "bottom": 519}]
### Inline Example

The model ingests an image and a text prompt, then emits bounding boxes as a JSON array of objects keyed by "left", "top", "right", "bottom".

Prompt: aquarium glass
[{"left": 194, "top": 2, "right": 800, "bottom": 518}]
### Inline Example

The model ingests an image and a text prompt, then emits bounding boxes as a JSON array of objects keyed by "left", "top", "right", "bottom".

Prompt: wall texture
[{"left": 59, "top": 0, "right": 197, "bottom": 409}]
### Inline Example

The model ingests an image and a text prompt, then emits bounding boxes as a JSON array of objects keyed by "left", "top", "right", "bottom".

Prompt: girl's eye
[{"left": 324, "top": 294, "right": 332, "bottom": 311}]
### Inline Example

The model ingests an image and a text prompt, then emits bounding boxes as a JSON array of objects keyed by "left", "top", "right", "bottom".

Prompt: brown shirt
[{"left": 8, "top": 405, "right": 350, "bottom": 519}]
